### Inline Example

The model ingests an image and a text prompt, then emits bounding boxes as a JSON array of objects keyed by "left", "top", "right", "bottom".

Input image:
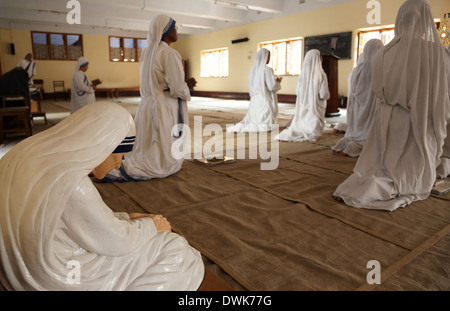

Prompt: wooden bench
[
  {"left": 95, "top": 88, "right": 116, "bottom": 99},
  {"left": 0, "top": 106, "right": 32, "bottom": 144},
  {"left": 114, "top": 87, "right": 140, "bottom": 98},
  {"left": 67, "top": 87, "right": 140, "bottom": 99},
  {"left": 67, "top": 88, "right": 116, "bottom": 99}
]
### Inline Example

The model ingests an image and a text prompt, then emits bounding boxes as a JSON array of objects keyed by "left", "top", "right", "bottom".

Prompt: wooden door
[{"left": 321, "top": 54, "right": 340, "bottom": 117}]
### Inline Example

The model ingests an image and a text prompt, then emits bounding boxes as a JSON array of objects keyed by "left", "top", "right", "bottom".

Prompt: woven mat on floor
[{"left": 94, "top": 126, "right": 450, "bottom": 291}]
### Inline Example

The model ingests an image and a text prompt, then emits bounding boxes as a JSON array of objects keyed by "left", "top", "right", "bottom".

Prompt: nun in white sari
[
  {"left": 275, "top": 49, "right": 330, "bottom": 142},
  {"left": 70, "top": 57, "right": 96, "bottom": 113},
  {"left": 17, "top": 52, "right": 36, "bottom": 84},
  {"left": 331, "top": 39, "right": 384, "bottom": 157},
  {"left": 0, "top": 102, "right": 204, "bottom": 291},
  {"left": 107, "top": 15, "right": 191, "bottom": 182},
  {"left": 332, "top": 55, "right": 366, "bottom": 135},
  {"left": 227, "top": 48, "right": 281, "bottom": 133},
  {"left": 437, "top": 157, "right": 450, "bottom": 179},
  {"left": 333, "top": 0, "right": 450, "bottom": 211}
]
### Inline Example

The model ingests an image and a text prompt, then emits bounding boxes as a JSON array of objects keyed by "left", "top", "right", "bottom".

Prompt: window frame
[
  {"left": 259, "top": 38, "right": 303, "bottom": 76},
  {"left": 109, "top": 36, "right": 147, "bottom": 62},
  {"left": 200, "top": 47, "right": 229, "bottom": 78},
  {"left": 357, "top": 27, "right": 395, "bottom": 59},
  {"left": 357, "top": 21, "right": 441, "bottom": 59},
  {"left": 31, "top": 31, "right": 83, "bottom": 61}
]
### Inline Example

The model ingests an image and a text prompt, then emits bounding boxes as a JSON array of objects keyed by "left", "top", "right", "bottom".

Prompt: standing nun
[
  {"left": 105, "top": 15, "right": 194, "bottom": 182},
  {"left": 333, "top": 0, "right": 450, "bottom": 211},
  {"left": 17, "top": 52, "right": 36, "bottom": 85},
  {"left": 227, "top": 48, "right": 282, "bottom": 133},
  {"left": 331, "top": 39, "right": 384, "bottom": 157},
  {"left": 70, "top": 57, "right": 96, "bottom": 113},
  {"left": 275, "top": 49, "right": 330, "bottom": 142}
]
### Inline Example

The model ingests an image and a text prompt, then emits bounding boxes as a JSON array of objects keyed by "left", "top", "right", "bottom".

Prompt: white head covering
[
  {"left": 248, "top": 48, "right": 270, "bottom": 98},
  {"left": 121, "top": 13, "right": 194, "bottom": 180},
  {"left": 161, "top": 18, "right": 176, "bottom": 41},
  {"left": 334, "top": 0, "right": 450, "bottom": 211},
  {"left": 347, "top": 53, "right": 364, "bottom": 102},
  {"left": 75, "top": 56, "right": 89, "bottom": 72},
  {"left": 371, "top": 0, "right": 449, "bottom": 164},
  {"left": 331, "top": 39, "right": 384, "bottom": 156},
  {"left": 0, "top": 102, "right": 204, "bottom": 290},
  {"left": 139, "top": 15, "right": 175, "bottom": 98},
  {"left": 350, "top": 39, "right": 383, "bottom": 105},
  {"left": 297, "top": 49, "right": 327, "bottom": 125},
  {"left": 0, "top": 103, "right": 133, "bottom": 289},
  {"left": 347, "top": 39, "right": 383, "bottom": 139},
  {"left": 276, "top": 49, "right": 329, "bottom": 142}
]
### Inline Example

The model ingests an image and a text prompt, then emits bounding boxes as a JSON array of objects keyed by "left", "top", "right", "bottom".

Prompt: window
[
  {"left": 32, "top": 32, "right": 82, "bottom": 60},
  {"left": 358, "top": 22, "right": 440, "bottom": 57},
  {"left": 137, "top": 39, "right": 148, "bottom": 61},
  {"left": 200, "top": 48, "right": 229, "bottom": 78},
  {"left": 109, "top": 37, "right": 147, "bottom": 62},
  {"left": 260, "top": 38, "right": 303, "bottom": 76},
  {"left": 357, "top": 28, "right": 395, "bottom": 57}
]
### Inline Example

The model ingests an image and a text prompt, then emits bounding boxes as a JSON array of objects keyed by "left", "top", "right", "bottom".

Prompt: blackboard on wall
[{"left": 304, "top": 32, "right": 352, "bottom": 59}]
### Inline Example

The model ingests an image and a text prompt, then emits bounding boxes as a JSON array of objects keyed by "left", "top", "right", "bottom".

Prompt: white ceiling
[{"left": 0, "top": 0, "right": 356, "bottom": 38}]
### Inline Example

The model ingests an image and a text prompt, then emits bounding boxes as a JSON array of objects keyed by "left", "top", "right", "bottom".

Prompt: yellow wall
[
  {"left": 0, "top": 30, "right": 141, "bottom": 92},
  {"left": 444, "top": 0, "right": 450, "bottom": 16},
  {"left": 0, "top": 0, "right": 445, "bottom": 97},
  {"left": 174, "top": 0, "right": 444, "bottom": 96}
]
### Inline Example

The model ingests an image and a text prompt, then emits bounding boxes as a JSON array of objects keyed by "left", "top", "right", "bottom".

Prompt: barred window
[
  {"left": 51, "top": 34, "right": 66, "bottom": 60},
  {"left": 67, "top": 35, "right": 83, "bottom": 60},
  {"left": 32, "top": 32, "right": 82, "bottom": 60},
  {"left": 109, "top": 37, "right": 147, "bottom": 62},
  {"left": 109, "top": 37, "right": 122, "bottom": 61},
  {"left": 137, "top": 39, "right": 147, "bottom": 61},
  {"left": 200, "top": 48, "right": 229, "bottom": 78},
  {"left": 260, "top": 38, "right": 303, "bottom": 76}
]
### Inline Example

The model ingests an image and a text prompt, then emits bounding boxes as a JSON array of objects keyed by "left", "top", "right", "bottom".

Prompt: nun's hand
[
  {"left": 150, "top": 214, "right": 172, "bottom": 232},
  {"left": 128, "top": 213, "right": 172, "bottom": 232}
]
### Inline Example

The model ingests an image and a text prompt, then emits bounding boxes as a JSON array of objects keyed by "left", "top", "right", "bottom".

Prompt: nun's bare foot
[
  {"left": 332, "top": 129, "right": 345, "bottom": 134},
  {"left": 332, "top": 195, "right": 343, "bottom": 202},
  {"left": 332, "top": 150, "right": 348, "bottom": 157}
]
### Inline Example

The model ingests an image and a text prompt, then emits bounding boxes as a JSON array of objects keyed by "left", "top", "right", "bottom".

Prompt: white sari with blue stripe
[
  {"left": 119, "top": 15, "right": 191, "bottom": 181},
  {"left": 70, "top": 57, "right": 96, "bottom": 113}
]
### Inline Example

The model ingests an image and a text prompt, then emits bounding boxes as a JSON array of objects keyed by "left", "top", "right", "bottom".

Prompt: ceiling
[{"left": 0, "top": 0, "right": 356, "bottom": 39}]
